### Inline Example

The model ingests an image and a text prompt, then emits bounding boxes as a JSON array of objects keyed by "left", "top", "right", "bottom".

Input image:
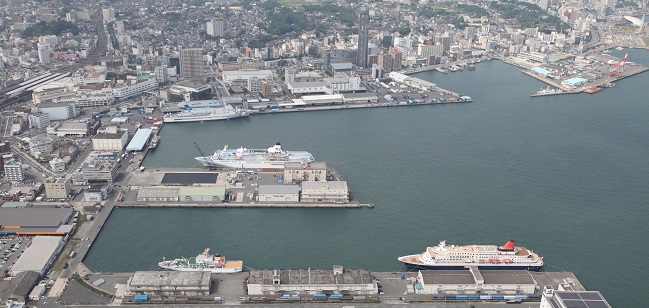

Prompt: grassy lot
[
  {"left": 642, "top": 37, "right": 649, "bottom": 46},
  {"left": 53, "top": 238, "right": 79, "bottom": 272}
]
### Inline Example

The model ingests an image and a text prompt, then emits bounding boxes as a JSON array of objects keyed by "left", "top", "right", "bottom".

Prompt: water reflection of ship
[{"left": 531, "top": 86, "right": 563, "bottom": 97}]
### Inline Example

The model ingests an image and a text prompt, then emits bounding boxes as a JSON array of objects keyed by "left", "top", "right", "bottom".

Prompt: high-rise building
[
  {"left": 37, "top": 43, "right": 51, "bottom": 65},
  {"left": 356, "top": 7, "right": 370, "bottom": 68},
  {"left": 206, "top": 19, "right": 224, "bottom": 37},
  {"left": 465, "top": 27, "right": 477, "bottom": 41},
  {"left": 5, "top": 161, "right": 24, "bottom": 183},
  {"left": 180, "top": 48, "right": 204, "bottom": 82},
  {"left": 102, "top": 8, "right": 115, "bottom": 22}
]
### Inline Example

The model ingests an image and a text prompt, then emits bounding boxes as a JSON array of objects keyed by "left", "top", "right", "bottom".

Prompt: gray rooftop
[
  {"left": 138, "top": 187, "right": 180, "bottom": 198},
  {"left": 0, "top": 207, "right": 72, "bottom": 227},
  {"left": 249, "top": 268, "right": 374, "bottom": 285},
  {"left": 94, "top": 132, "right": 126, "bottom": 140},
  {"left": 258, "top": 184, "right": 300, "bottom": 195},
  {"left": 129, "top": 271, "right": 210, "bottom": 287},
  {"left": 550, "top": 291, "right": 612, "bottom": 308},
  {"left": 481, "top": 270, "right": 535, "bottom": 285},
  {"left": 284, "top": 161, "right": 327, "bottom": 170},
  {"left": 420, "top": 270, "right": 476, "bottom": 285},
  {"left": 12, "top": 236, "right": 63, "bottom": 274},
  {"left": 1, "top": 271, "right": 40, "bottom": 301},
  {"left": 301, "top": 181, "right": 347, "bottom": 190}
]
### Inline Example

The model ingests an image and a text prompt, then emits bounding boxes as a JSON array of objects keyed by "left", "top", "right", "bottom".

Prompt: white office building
[{"left": 37, "top": 43, "right": 51, "bottom": 65}]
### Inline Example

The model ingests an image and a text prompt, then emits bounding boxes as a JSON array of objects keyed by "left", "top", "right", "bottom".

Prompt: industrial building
[
  {"left": 179, "top": 186, "right": 225, "bottom": 202},
  {"left": 300, "top": 181, "right": 348, "bottom": 203},
  {"left": 136, "top": 185, "right": 226, "bottom": 202},
  {"left": 46, "top": 120, "right": 99, "bottom": 137},
  {"left": 81, "top": 161, "right": 117, "bottom": 182},
  {"left": 284, "top": 162, "right": 327, "bottom": 183},
  {"left": 0, "top": 207, "right": 74, "bottom": 235},
  {"left": 416, "top": 269, "right": 537, "bottom": 295},
  {"left": 126, "top": 271, "right": 211, "bottom": 296},
  {"left": 136, "top": 187, "right": 179, "bottom": 202},
  {"left": 44, "top": 178, "right": 71, "bottom": 200},
  {"left": 11, "top": 236, "right": 65, "bottom": 276},
  {"left": 258, "top": 185, "right": 300, "bottom": 202},
  {"left": 0, "top": 271, "right": 40, "bottom": 304},
  {"left": 92, "top": 131, "right": 128, "bottom": 151},
  {"left": 222, "top": 70, "right": 273, "bottom": 84},
  {"left": 248, "top": 266, "right": 376, "bottom": 296},
  {"left": 126, "top": 128, "right": 152, "bottom": 152}
]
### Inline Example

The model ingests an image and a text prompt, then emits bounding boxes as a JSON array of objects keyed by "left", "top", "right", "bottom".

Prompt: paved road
[{"left": 70, "top": 303, "right": 540, "bottom": 308}]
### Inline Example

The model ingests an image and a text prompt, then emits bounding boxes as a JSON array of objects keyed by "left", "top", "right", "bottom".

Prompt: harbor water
[{"left": 86, "top": 49, "right": 649, "bottom": 307}]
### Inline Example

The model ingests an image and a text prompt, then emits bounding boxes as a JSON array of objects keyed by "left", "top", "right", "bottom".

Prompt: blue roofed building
[
  {"left": 126, "top": 128, "right": 152, "bottom": 152},
  {"left": 531, "top": 67, "right": 555, "bottom": 79},
  {"left": 561, "top": 77, "right": 586, "bottom": 88}
]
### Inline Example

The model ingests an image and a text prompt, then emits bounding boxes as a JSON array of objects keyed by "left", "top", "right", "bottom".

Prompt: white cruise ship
[
  {"left": 195, "top": 142, "right": 314, "bottom": 169},
  {"left": 163, "top": 105, "right": 249, "bottom": 123},
  {"left": 398, "top": 240, "right": 543, "bottom": 271},
  {"left": 158, "top": 248, "right": 243, "bottom": 273}
]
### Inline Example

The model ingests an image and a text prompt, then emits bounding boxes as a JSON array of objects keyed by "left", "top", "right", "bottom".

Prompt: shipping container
[
  {"left": 352, "top": 296, "right": 366, "bottom": 301},
  {"left": 134, "top": 294, "right": 148, "bottom": 302},
  {"left": 314, "top": 293, "right": 326, "bottom": 298}
]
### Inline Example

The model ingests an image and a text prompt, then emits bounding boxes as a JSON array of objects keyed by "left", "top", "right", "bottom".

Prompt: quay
[
  {"left": 123, "top": 165, "right": 367, "bottom": 208},
  {"left": 495, "top": 50, "right": 649, "bottom": 96},
  {"left": 58, "top": 264, "right": 590, "bottom": 307}
]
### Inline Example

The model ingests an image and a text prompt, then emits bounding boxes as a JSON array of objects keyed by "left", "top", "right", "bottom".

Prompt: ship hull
[
  {"left": 195, "top": 157, "right": 299, "bottom": 169},
  {"left": 400, "top": 262, "right": 543, "bottom": 271},
  {"left": 163, "top": 113, "right": 246, "bottom": 123},
  {"left": 158, "top": 261, "right": 243, "bottom": 273}
]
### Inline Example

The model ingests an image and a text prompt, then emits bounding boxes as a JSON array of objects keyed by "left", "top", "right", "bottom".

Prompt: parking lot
[{"left": 0, "top": 236, "right": 33, "bottom": 277}]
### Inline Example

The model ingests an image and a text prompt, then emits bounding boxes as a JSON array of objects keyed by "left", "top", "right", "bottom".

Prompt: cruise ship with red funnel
[{"left": 398, "top": 240, "right": 543, "bottom": 271}]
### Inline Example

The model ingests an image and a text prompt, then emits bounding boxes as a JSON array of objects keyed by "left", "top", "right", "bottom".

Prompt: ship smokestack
[{"left": 498, "top": 240, "right": 515, "bottom": 251}]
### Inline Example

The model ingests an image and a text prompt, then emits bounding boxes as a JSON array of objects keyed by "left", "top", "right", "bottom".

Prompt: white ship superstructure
[
  {"left": 158, "top": 248, "right": 243, "bottom": 273},
  {"left": 398, "top": 240, "right": 543, "bottom": 271},
  {"left": 163, "top": 105, "right": 248, "bottom": 123},
  {"left": 195, "top": 142, "right": 314, "bottom": 169}
]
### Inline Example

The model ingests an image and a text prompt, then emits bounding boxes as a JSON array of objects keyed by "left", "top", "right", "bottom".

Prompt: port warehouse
[
  {"left": 417, "top": 269, "right": 536, "bottom": 295},
  {"left": 136, "top": 185, "right": 226, "bottom": 202},
  {"left": 125, "top": 128, "right": 152, "bottom": 152},
  {"left": 247, "top": 266, "right": 377, "bottom": 296},
  {"left": 0, "top": 207, "right": 74, "bottom": 235},
  {"left": 10, "top": 236, "right": 65, "bottom": 276},
  {"left": 126, "top": 271, "right": 212, "bottom": 296},
  {"left": 134, "top": 181, "right": 348, "bottom": 203}
]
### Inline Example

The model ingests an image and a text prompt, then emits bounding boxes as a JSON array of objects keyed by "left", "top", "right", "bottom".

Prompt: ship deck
[{"left": 225, "top": 260, "right": 243, "bottom": 268}]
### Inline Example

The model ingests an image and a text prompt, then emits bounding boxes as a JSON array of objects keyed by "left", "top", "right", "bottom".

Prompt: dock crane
[
  {"left": 193, "top": 142, "right": 207, "bottom": 157},
  {"left": 607, "top": 51, "right": 629, "bottom": 80}
]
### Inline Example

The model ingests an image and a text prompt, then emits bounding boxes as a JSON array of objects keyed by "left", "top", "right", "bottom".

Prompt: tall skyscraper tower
[
  {"left": 356, "top": 7, "right": 370, "bottom": 69},
  {"left": 180, "top": 48, "right": 203, "bottom": 82}
]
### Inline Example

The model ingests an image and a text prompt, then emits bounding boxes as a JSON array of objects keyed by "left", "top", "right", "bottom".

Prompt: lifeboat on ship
[{"left": 503, "top": 259, "right": 513, "bottom": 263}]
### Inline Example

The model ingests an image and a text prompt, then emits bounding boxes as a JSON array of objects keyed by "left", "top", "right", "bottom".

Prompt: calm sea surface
[{"left": 86, "top": 49, "right": 649, "bottom": 306}]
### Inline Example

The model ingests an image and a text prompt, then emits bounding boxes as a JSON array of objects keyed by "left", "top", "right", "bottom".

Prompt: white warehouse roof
[
  {"left": 11, "top": 236, "right": 63, "bottom": 275},
  {"left": 126, "top": 128, "right": 152, "bottom": 151}
]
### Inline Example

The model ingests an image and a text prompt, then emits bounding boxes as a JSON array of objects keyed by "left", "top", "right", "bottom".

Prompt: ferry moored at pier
[
  {"left": 195, "top": 142, "right": 314, "bottom": 169},
  {"left": 398, "top": 240, "right": 543, "bottom": 271},
  {"left": 158, "top": 248, "right": 243, "bottom": 273}
]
